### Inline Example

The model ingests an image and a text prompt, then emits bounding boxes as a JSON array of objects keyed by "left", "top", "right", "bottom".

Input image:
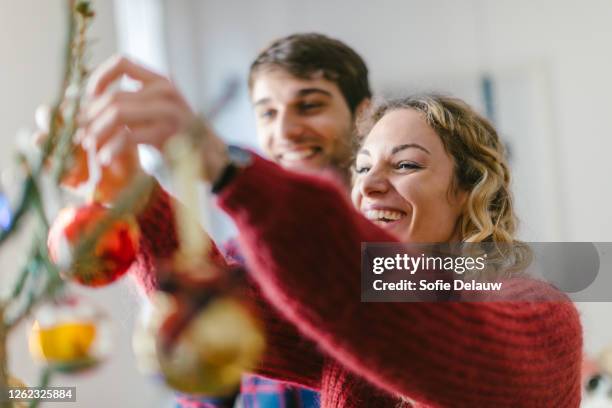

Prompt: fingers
[
  {"left": 82, "top": 56, "right": 194, "bottom": 151},
  {"left": 96, "top": 128, "right": 131, "bottom": 166},
  {"left": 87, "top": 55, "right": 165, "bottom": 97},
  {"left": 82, "top": 80, "right": 185, "bottom": 125},
  {"left": 127, "top": 122, "right": 179, "bottom": 146},
  {"left": 93, "top": 135, "right": 143, "bottom": 205},
  {"left": 85, "top": 100, "right": 188, "bottom": 150}
]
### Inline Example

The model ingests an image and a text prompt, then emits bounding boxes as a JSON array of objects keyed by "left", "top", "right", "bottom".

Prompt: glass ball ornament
[
  {"left": 132, "top": 292, "right": 265, "bottom": 396},
  {"left": 47, "top": 202, "right": 140, "bottom": 287},
  {"left": 28, "top": 295, "right": 112, "bottom": 373}
]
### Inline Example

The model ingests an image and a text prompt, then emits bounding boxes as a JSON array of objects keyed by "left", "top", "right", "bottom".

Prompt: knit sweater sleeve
[
  {"left": 216, "top": 153, "right": 583, "bottom": 407},
  {"left": 129, "top": 182, "right": 323, "bottom": 389}
]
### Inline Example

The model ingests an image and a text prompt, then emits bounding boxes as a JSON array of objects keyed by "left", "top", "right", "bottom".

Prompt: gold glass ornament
[
  {"left": 28, "top": 295, "right": 111, "bottom": 373},
  {"left": 133, "top": 292, "right": 265, "bottom": 396}
]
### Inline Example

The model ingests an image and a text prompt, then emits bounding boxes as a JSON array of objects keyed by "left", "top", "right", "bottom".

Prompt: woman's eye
[
  {"left": 396, "top": 161, "right": 422, "bottom": 171},
  {"left": 259, "top": 110, "right": 276, "bottom": 119},
  {"left": 354, "top": 165, "right": 370, "bottom": 174}
]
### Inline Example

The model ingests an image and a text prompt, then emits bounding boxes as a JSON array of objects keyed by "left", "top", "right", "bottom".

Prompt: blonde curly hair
[{"left": 358, "top": 94, "right": 517, "bottom": 244}]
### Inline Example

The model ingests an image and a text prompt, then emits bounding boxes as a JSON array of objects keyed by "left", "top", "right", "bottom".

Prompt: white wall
[
  {"left": 0, "top": 1, "right": 172, "bottom": 406},
  {"left": 161, "top": 0, "right": 612, "bottom": 355},
  {"left": 166, "top": 0, "right": 612, "bottom": 241}
]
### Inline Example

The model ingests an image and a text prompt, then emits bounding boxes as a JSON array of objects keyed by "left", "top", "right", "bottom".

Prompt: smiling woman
[
  {"left": 353, "top": 107, "right": 465, "bottom": 243},
  {"left": 203, "top": 93, "right": 580, "bottom": 406},
  {"left": 354, "top": 95, "right": 515, "bottom": 244}
]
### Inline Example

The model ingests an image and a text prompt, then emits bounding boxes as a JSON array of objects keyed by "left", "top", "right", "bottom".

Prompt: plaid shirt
[{"left": 175, "top": 375, "right": 320, "bottom": 408}]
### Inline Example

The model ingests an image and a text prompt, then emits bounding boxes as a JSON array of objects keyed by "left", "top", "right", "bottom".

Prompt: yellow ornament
[
  {"left": 133, "top": 292, "right": 265, "bottom": 396},
  {"left": 28, "top": 295, "right": 111, "bottom": 372},
  {"left": 29, "top": 321, "right": 96, "bottom": 361}
]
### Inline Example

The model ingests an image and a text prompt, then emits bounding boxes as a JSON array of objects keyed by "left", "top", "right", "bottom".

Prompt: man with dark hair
[
  {"left": 80, "top": 33, "right": 371, "bottom": 407},
  {"left": 181, "top": 32, "right": 371, "bottom": 408},
  {"left": 249, "top": 33, "right": 371, "bottom": 117},
  {"left": 247, "top": 33, "right": 371, "bottom": 184}
]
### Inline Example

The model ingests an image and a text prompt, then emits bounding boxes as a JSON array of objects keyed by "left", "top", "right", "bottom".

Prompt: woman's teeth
[{"left": 365, "top": 209, "right": 405, "bottom": 222}]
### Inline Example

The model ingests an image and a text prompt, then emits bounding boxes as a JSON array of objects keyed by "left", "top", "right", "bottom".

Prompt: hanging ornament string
[
  {"left": 139, "top": 81, "right": 266, "bottom": 396},
  {"left": 164, "top": 77, "right": 240, "bottom": 277}
]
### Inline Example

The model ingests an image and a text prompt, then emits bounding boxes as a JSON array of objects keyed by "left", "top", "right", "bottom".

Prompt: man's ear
[{"left": 354, "top": 98, "right": 372, "bottom": 119}]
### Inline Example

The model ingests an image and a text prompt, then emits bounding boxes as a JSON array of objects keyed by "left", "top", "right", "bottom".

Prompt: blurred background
[{"left": 1, "top": 0, "right": 611, "bottom": 406}]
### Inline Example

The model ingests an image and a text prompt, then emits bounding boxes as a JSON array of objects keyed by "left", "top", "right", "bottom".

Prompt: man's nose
[{"left": 275, "top": 110, "right": 306, "bottom": 144}]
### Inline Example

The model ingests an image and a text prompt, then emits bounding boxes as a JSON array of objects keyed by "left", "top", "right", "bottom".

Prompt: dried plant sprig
[
  {"left": 0, "top": 0, "right": 93, "bottom": 244},
  {"left": 51, "top": 0, "right": 95, "bottom": 184},
  {"left": 0, "top": 2, "right": 94, "bottom": 403}
]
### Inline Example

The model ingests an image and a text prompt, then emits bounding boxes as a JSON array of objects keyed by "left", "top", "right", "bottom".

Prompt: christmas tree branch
[
  {"left": 0, "top": 3, "right": 91, "bottom": 404},
  {"left": 0, "top": 0, "right": 91, "bottom": 245},
  {"left": 6, "top": 243, "right": 64, "bottom": 331},
  {"left": 9, "top": 245, "right": 40, "bottom": 300},
  {"left": 28, "top": 177, "right": 49, "bottom": 231},
  {"left": 51, "top": 1, "right": 92, "bottom": 185},
  {"left": 0, "top": 159, "right": 50, "bottom": 246}
]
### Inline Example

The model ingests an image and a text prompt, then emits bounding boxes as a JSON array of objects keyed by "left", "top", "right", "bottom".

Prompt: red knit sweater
[{"left": 131, "top": 153, "right": 583, "bottom": 407}]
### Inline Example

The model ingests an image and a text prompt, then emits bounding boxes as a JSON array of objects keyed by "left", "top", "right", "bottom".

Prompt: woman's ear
[
  {"left": 449, "top": 189, "right": 469, "bottom": 242},
  {"left": 455, "top": 188, "right": 469, "bottom": 208},
  {"left": 447, "top": 174, "right": 469, "bottom": 209}
]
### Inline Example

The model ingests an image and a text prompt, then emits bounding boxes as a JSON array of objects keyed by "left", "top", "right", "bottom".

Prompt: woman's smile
[
  {"left": 352, "top": 108, "right": 465, "bottom": 243},
  {"left": 362, "top": 204, "right": 408, "bottom": 229}
]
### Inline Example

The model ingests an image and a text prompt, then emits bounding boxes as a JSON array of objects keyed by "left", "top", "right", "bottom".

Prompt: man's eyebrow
[
  {"left": 296, "top": 88, "right": 333, "bottom": 98},
  {"left": 253, "top": 88, "right": 332, "bottom": 107},
  {"left": 391, "top": 143, "right": 430, "bottom": 155}
]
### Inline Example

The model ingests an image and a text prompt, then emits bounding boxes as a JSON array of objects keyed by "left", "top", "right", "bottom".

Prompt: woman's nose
[{"left": 359, "top": 166, "right": 390, "bottom": 197}]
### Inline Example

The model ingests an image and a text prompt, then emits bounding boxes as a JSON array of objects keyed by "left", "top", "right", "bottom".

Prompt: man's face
[{"left": 251, "top": 68, "right": 355, "bottom": 174}]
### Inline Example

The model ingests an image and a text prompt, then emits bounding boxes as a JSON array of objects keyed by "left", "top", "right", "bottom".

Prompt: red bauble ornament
[{"left": 47, "top": 202, "right": 140, "bottom": 286}]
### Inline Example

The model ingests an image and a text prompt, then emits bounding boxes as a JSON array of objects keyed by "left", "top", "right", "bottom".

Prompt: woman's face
[{"left": 352, "top": 108, "right": 466, "bottom": 243}]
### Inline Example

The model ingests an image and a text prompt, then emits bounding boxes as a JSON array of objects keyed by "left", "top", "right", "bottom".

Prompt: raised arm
[
  {"left": 216, "top": 153, "right": 583, "bottom": 407},
  {"left": 130, "top": 183, "right": 324, "bottom": 389},
  {"left": 78, "top": 55, "right": 325, "bottom": 390}
]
